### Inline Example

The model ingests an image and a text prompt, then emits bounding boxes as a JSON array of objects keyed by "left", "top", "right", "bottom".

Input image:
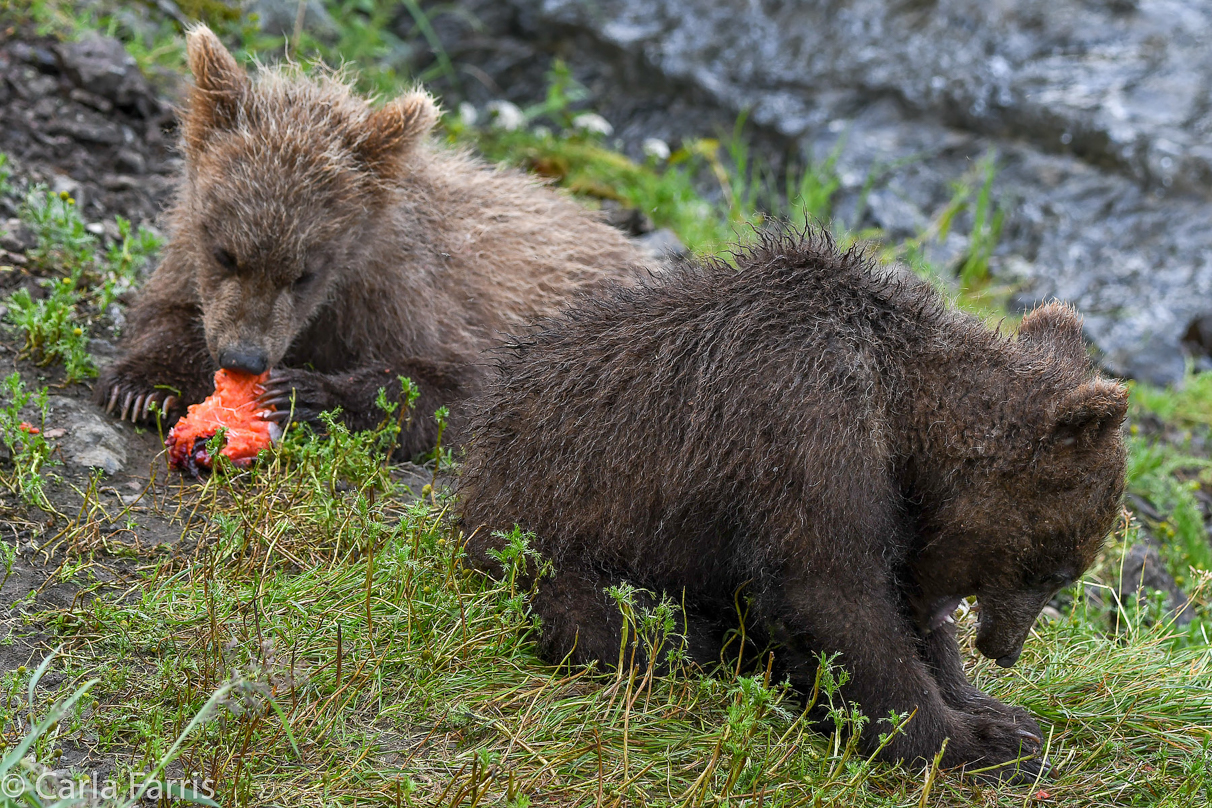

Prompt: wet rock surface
[
  {"left": 1119, "top": 538, "right": 1197, "bottom": 626},
  {"left": 408, "top": 0, "right": 1212, "bottom": 384},
  {"left": 0, "top": 28, "right": 177, "bottom": 227},
  {"left": 251, "top": 0, "right": 340, "bottom": 42},
  {"left": 54, "top": 31, "right": 156, "bottom": 114},
  {"left": 48, "top": 395, "right": 128, "bottom": 475}
]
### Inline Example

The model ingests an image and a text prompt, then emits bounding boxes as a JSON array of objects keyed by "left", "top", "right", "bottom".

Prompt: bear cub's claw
[
  {"left": 96, "top": 376, "right": 180, "bottom": 426},
  {"left": 256, "top": 368, "right": 327, "bottom": 426}
]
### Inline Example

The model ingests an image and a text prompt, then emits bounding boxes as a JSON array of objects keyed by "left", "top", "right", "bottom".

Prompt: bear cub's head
[
  {"left": 177, "top": 26, "right": 438, "bottom": 375},
  {"left": 912, "top": 302, "right": 1128, "bottom": 668}
]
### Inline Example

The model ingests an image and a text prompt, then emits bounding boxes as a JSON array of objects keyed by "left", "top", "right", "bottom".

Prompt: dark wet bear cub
[
  {"left": 94, "top": 26, "right": 644, "bottom": 455},
  {"left": 459, "top": 231, "right": 1128, "bottom": 780}
]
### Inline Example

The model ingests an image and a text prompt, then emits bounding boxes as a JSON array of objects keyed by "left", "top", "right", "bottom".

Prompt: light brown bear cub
[{"left": 95, "top": 26, "right": 646, "bottom": 454}]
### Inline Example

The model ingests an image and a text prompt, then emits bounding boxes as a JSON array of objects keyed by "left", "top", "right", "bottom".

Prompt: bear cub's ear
[
  {"left": 1051, "top": 378, "right": 1128, "bottom": 448},
  {"left": 356, "top": 90, "right": 439, "bottom": 175},
  {"left": 183, "top": 25, "right": 248, "bottom": 151},
  {"left": 1018, "top": 301, "right": 1088, "bottom": 366}
]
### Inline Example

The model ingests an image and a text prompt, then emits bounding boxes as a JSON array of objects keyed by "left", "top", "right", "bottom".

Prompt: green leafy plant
[
  {"left": 5, "top": 188, "right": 97, "bottom": 379},
  {"left": 0, "top": 152, "right": 11, "bottom": 198},
  {"left": 524, "top": 58, "right": 590, "bottom": 129},
  {"left": 6, "top": 279, "right": 94, "bottom": 381},
  {"left": 272, "top": 377, "right": 419, "bottom": 494},
  {"left": 958, "top": 150, "right": 1005, "bottom": 289},
  {"left": 0, "top": 373, "right": 56, "bottom": 508},
  {"left": 22, "top": 188, "right": 93, "bottom": 271},
  {"left": 787, "top": 136, "right": 845, "bottom": 224},
  {"left": 0, "top": 540, "right": 15, "bottom": 590},
  {"left": 98, "top": 216, "right": 162, "bottom": 312},
  {"left": 1126, "top": 439, "right": 1212, "bottom": 584},
  {"left": 5, "top": 188, "right": 161, "bottom": 379}
]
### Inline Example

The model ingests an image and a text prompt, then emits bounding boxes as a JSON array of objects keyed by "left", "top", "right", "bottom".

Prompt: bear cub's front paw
[
  {"left": 947, "top": 686, "right": 1038, "bottom": 727},
  {"left": 256, "top": 368, "right": 333, "bottom": 426},
  {"left": 95, "top": 368, "right": 182, "bottom": 425},
  {"left": 944, "top": 708, "right": 1046, "bottom": 784}
]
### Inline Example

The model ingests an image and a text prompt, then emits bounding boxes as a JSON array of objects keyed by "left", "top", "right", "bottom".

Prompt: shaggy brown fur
[
  {"left": 94, "top": 26, "right": 646, "bottom": 454},
  {"left": 459, "top": 231, "right": 1128, "bottom": 781}
]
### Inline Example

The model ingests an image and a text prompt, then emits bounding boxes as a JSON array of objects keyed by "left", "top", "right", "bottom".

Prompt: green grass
[
  {"left": 15, "top": 421, "right": 1212, "bottom": 807},
  {"left": 0, "top": 2, "right": 1210, "bottom": 806},
  {"left": 1131, "top": 371, "right": 1212, "bottom": 429},
  {"left": 1, "top": 646, "right": 236, "bottom": 806},
  {"left": 2, "top": 185, "right": 161, "bottom": 383},
  {"left": 1126, "top": 439, "right": 1212, "bottom": 586},
  {"left": 1125, "top": 372, "right": 1212, "bottom": 588}
]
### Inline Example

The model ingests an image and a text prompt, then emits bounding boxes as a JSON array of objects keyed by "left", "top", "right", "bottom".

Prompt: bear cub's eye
[
  {"left": 1027, "top": 570, "right": 1072, "bottom": 589},
  {"left": 292, "top": 272, "right": 316, "bottom": 290},
  {"left": 213, "top": 248, "right": 239, "bottom": 274}
]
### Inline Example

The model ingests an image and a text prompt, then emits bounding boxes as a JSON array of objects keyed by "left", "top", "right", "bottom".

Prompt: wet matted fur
[
  {"left": 460, "top": 230, "right": 1128, "bottom": 780},
  {"left": 94, "top": 25, "right": 646, "bottom": 454}
]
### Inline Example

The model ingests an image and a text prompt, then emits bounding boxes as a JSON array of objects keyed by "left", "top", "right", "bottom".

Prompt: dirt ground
[
  {"left": 0, "top": 26, "right": 255, "bottom": 789},
  {"left": 0, "top": 21, "right": 182, "bottom": 650}
]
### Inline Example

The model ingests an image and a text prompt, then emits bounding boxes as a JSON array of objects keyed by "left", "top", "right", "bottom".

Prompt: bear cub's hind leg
[{"left": 523, "top": 559, "right": 724, "bottom": 674}]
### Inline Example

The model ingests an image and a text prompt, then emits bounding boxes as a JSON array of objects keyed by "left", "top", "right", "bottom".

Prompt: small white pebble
[
  {"left": 458, "top": 102, "right": 477, "bottom": 127},
  {"left": 642, "top": 137, "right": 671, "bottom": 161},
  {"left": 486, "top": 100, "right": 524, "bottom": 131},
  {"left": 572, "top": 112, "right": 613, "bottom": 136}
]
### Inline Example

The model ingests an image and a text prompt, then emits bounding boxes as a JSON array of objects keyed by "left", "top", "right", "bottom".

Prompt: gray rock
[
  {"left": 45, "top": 113, "right": 125, "bottom": 145},
  {"left": 10, "top": 41, "right": 58, "bottom": 72},
  {"left": 54, "top": 32, "right": 152, "bottom": 112},
  {"left": 0, "top": 219, "right": 35, "bottom": 253},
  {"left": 114, "top": 147, "right": 146, "bottom": 176},
  {"left": 633, "top": 227, "right": 688, "bottom": 260},
  {"left": 442, "top": 0, "right": 1212, "bottom": 384},
  {"left": 394, "top": 461, "right": 433, "bottom": 500},
  {"left": 864, "top": 188, "right": 928, "bottom": 242},
  {"left": 602, "top": 201, "right": 654, "bottom": 236},
  {"left": 68, "top": 87, "right": 114, "bottom": 113},
  {"left": 248, "top": 0, "right": 340, "bottom": 42},
  {"left": 88, "top": 338, "right": 117, "bottom": 357},
  {"left": 1118, "top": 540, "right": 1195, "bottom": 626},
  {"left": 48, "top": 397, "right": 127, "bottom": 475}
]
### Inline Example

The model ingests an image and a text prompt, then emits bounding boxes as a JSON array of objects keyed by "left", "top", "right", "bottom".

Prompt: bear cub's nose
[
  {"left": 995, "top": 648, "right": 1022, "bottom": 668},
  {"left": 219, "top": 345, "right": 269, "bottom": 375}
]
